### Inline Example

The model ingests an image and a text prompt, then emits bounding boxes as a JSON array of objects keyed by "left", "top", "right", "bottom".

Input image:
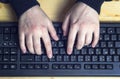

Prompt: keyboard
[{"left": 0, "top": 22, "right": 120, "bottom": 76}]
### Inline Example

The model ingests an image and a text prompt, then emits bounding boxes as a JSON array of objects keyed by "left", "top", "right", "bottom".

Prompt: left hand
[{"left": 62, "top": 2, "right": 100, "bottom": 55}]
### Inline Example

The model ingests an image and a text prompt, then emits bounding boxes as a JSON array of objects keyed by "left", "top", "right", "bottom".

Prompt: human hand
[
  {"left": 19, "top": 5, "right": 59, "bottom": 58},
  {"left": 62, "top": 2, "right": 100, "bottom": 55}
]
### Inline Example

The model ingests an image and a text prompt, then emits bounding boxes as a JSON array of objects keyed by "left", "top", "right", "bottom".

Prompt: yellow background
[{"left": 0, "top": 0, "right": 120, "bottom": 79}]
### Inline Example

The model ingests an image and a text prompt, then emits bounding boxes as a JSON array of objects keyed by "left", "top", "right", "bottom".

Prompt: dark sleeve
[
  {"left": 76, "top": 0, "right": 104, "bottom": 14},
  {"left": 8, "top": 0, "right": 39, "bottom": 18}
]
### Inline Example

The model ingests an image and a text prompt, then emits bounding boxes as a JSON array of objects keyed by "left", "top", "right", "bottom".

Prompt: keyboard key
[
  {"left": 74, "top": 64, "right": 81, "bottom": 69},
  {"left": 2, "top": 64, "right": 9, "bottom": 69},
  {"left": 92, "top": 55, "right": 98, "bottom": 62},
  {"left": 110, "top": 49, "right": 116, "bottom": 55},
  {"left": 60, "top": 48, "right": 66, "bottom": 54},
  {"left": 70, "top": 55, "right": 77, "bottom": 62},
  {"left": 106, "top": 56, "right": 112, "bottom": 62},
  {"left": 56, "top": 56, "right": 62, "bottom": 62},
  {"left": 84, "top": 64, "right": 91, "bottom": 70},
  {"left": 20, "top": 64, "right": 27, "bottom": 69},
  {"left": 52, "top": 64, "right": 59, "bottom": 70},
  {"left": 78, "top": 56, "right": 84, "bottom": 62},
  {"left": 85, "top": 55, "right": 91, "bottom": 62},
  {"left": 113, "top": 56, "right": 119, "bottom": 62},
  {"left": 103, "top": 49, "right": 109, "bottom": 55},
  {"left": 107, "top": 28, "right": 115, "bottom": 34},
  {"left": 101, "top": 42, "right": 107, "bottom": 47},
  {"left": 104, "top": 35, "right": 110, "bottom": 41},
  {"left": 4, "top": 27, "right": 10, "bottom": 33},
  {"left": 53, "top": 48, "right": 59, "bottom": 54},
  {"left": 99, "top": 56, "right": 105, "bottom": 62},
  {"left": 88, "top": 49, "right": 94, "bottom": 55},
  {"left": 51, "top": 41, "right": 57, "bottom": 47},
  {"left": 92, "top": 64, "right": 98, "bottom": 69},
  {"left": 116, "top": 28, "right": 120, "bottom": 34},
  {"left": 3, "top": 55, "right": 9, "bottom": 62},
  {"left": 41, "top": 64, "right": 49, "bottom": 69},
  {"left": 42, "top": 55, "right": 49, "bottom": 62},
  {"left": 4, "top": 34, "right": 11, "bottom": 41},
  {"left": 10, "top": 55, "right": 17, "bottom": 62},
  {"left": 95, "top": 49, "right": 101, "bottom": 55},
  {"left": 108, "top": 42, "right": 114, "bottom": 47},
  {"left": 111, "top": 35, "right": 117, "bottom": 41},
  {"left": 99, "top": 64, "right": 106, "bottom": 69},
  {"left": 11, "top": 48, "right": 18, "bottom": 55},
  {"left": 11, "top": 27, "right": 17, "bottom": 33},
  {"left": 4, "top": 48, "right": 10, "bottom": 54},
  {"left": 10, "top": 64, "right": 17, "bottom": 70},
  {"left": 21, "top": 55, "right": 34, "bottom": 62},
  {"left": 115, "top": 42, "right": 120, "bottom": 47},
  {"left": 27, "top": 64, "right": 34, "bottom": 69},
  {"left": 35, "top": 56, "right": 41, "bottom": 62},
  {"left": 63, "top": 55, "right": 69, "bottom": 62},
  {"left": 35, "top": 64, "right": 41, "bottom": 69},
  {"left": 100, "top": 28, "right": 106, "bottom": 34},
  {"left": 58, "top": 41, "right": 64, "bottom": 47},
  {"left": 117, "top": 49, "right": 120, "bottom": 55},
  {"left": 81, "top": 48, "right": 87, "bottom": 55},
  {"left": 59, "top": 64, "right": 66, "bottom": 69},
  {"left": 106, "top": 64, "right": 113, "bottom": 70},
  {"left": 67, "top": 64, "right": 73, "bottom": 69}
]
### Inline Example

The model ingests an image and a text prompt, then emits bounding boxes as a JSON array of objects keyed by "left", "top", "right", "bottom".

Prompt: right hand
[{"left": 19, "top": 5, "right": 59, "bottom": 58}]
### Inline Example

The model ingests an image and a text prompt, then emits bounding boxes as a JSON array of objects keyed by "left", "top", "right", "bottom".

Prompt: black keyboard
[{"left": 0, "top": 22, "right": 120, "bottom": 76}]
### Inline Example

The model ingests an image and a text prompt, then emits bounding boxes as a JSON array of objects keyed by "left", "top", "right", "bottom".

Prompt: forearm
[
  {"left": 76, "top": 0, "right": 104, "bottom": 14},
  {"left": 8, "top": 0, "right": 39, "bottom": 18}
]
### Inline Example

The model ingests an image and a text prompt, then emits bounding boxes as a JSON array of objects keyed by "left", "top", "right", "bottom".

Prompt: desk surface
[
  {"left": 0, "top": 0, "right": 120, "bottom": 22},
  {"left": 0, "top": 0, "right": 120, "bottom": 79}
]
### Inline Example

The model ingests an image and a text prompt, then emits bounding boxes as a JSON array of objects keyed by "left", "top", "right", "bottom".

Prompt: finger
[
  {"left": 92, "top": 28, "right": 100, "bottom": 48},
  {"left": 62, "top": 14, "right": 70, "bottom": 36},
  {"left": 77, "top": 29, "right": 86, "bottom": 50},
  {"left": 33, "top": 35, "right": 42, "bottom": 55},
  {"left": 47, "top": 21, "right": 59, "bottom": 41},
  {"left": 67, "top": 24, "right": 78, "bottom": 55},
  {"left": 26, "top": 34, "right": 35, "bottom": 54},
  {"left": 19, "top": 32, "right": 26, "bottom": 53},
  {"left": 85, "top": 32, "right": 93, "bottom": 46},
  {"left": 42, "top": 28, "right": 52, "bottom": 58}
]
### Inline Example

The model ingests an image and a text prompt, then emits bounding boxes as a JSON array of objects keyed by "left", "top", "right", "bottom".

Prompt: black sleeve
[
  {"left": 76, "top": 0, "right": 104, "bottom": 14},
  {"left": 8, "top": 0, "right": 39, "bottom": 18}
]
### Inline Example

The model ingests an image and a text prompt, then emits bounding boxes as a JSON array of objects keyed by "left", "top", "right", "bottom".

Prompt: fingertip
[
  {"left": 48, "top": 53, "right": 52, "bottom": 59},
  {"left": 67, "top": 48, "right": 72, "bottom": 55}
]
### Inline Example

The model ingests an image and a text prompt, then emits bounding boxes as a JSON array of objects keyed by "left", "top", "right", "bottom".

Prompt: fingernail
[
  {"left": 23, "top": 49, "right": 26, "bottom": 53},
  {"left": 48, "top": 52, "right": 52, "bottom": 59},
  {"left": 56, "top": 36, "right": 59, "bottom": 40},
  {"left": 67, "top": 48, "right": 72, "bottom": 55},
  {"left": 54, "top": 35, "right": 59, "bottom": 41},
  {"left": 63, "top": 32, "right": 67, "bottom": 36},
  {"left": 92, "top": 44, "right": 95, "bottom": 48}
]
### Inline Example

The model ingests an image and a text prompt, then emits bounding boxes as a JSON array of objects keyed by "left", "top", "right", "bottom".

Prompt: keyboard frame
[{"left": 0, "top": 22, "right": 120, "bottom": 76}]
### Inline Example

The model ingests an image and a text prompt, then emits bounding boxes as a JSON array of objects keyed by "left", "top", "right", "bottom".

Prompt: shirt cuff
[
  {"left": 76, "top": 0, "right": 104, "bottom": 14},
  {"left": 9, "top": 0, "right": 40, "bottom": 18}
]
